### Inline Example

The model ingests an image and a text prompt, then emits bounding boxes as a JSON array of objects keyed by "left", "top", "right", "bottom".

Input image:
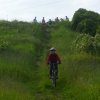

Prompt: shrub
[
  {"left": 94, "top": 34, "right": 100, "bottom": 54},
  {"left": 72, "top": 34, "right": 97, "bottom": 54},
  {"left": 0, "top": 39, "right": 10, "bottom": 51},
  {"left": 96, "top": 25, "right": 100, "bottom": 34},
  {"left": 71, "top": 8, "right": 100, "bottom": 36}
]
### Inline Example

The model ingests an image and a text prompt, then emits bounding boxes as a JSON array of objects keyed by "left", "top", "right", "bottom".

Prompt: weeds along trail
[
  {"left": 39, "top": 21, "right": 100, "bottom": 100},
  {"left": 34, "top": 24, "right": 50, "bottom": 66},
  {"left": 0, "top": 21, "right": 50, "bottom": 99},
  {"left": 0, "top": 20, "right": 100, "bottom": 100}
]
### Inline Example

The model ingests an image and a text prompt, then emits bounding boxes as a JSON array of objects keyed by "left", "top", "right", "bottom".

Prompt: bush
[
  {"left": 72, "top": 34, "right": 96, "bottom": 54},
  {"left": 71, "top": 8, "right": 100, "bottom": 36},
  {"left": 0, "top": 39, "right": 10, "bottom": 51},
  {"left": 94, "top": 34, "right": 100, "bottom": 54},
  {"left": 96, "top": 25, "right": 100, "bottom": 34},
  {"left": 76, "top": 19, "right": 97, "bottom": 36}
]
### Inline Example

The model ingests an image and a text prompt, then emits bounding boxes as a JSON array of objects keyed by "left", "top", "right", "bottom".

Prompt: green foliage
[
  {"left": 95, "top": 34, "right": 100, "bottom": 54},
  {"left": 71, "top": 8, "right": 100, "bottom": 36},
  {"left": 76, "top": 19, "right": 97, "bottom": 36},
  {"left": 0, "top": 39, "right": 10, "bottom": 51},
  {"left": 71, "top": 8, "right": 87, "bottom": 30},
  {"left": 0, "top": 19, "right": 100, "bottom": 100},
  {"left": 0, "top": 20, "right": 49, "bottom": 100},
  {"left": 49, "top": 21, "right": 100, "bottom": 100},
  {"left": 73, "top": 34, "right": 100, "bottom": 54},
  {"left": 96, "top": 25, "right": 100, "bottom": 34}
]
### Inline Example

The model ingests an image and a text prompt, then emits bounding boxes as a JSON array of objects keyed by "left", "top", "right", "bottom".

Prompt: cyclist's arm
[
  {"left": 47, "top": 54, "right": 51, "bottom": 64},
  {"left": 56, "top": 54, "right": 61, "bottom": 64}
]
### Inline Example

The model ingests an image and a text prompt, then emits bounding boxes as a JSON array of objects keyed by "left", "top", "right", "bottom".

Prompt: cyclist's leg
[
  {"left": 49, "top": 63, "right": 53, "bottom": 78},
  {"left": 54, "top": 63, "right": 58, "bottom": 78}
]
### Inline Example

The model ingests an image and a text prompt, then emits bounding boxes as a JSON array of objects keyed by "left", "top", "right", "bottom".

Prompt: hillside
[
  {"left": 0, "top": 21, "right": 49, "bottom": 100},
  {"left": 0, "top": 20, "right": 100, "bottom": 100},
  {"left": 48, "top": 21, "right": 100, "bottom": 99}
]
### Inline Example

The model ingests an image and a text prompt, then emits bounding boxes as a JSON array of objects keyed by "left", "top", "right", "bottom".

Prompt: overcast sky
[{"left": 0, "top": 0, "right": 100, "bottom": 22}]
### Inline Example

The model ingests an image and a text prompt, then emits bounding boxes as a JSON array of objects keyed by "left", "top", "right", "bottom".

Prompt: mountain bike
[{"left": 51, "top": 63, "right": 58, "bottom": 87}]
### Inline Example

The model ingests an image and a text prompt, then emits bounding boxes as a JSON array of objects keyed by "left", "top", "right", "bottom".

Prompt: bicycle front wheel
[{"left": 52, "top": 71, "right": 56, "bottom": 87}]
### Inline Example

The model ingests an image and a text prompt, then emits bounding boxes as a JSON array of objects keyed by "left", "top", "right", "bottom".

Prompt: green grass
[
  {"left": 0, "top": 80, "right": 35, "bottom": 100},
  {"left": 47, "top": 21, "right": 100, "bottom": 99},
  {"left": 29, "top": 21, "right": 100, "bottom": 100},
  {"left": 0, "top": 20, "right": 100, "bottom": 100},
  {"left": 0, "top": 21, "right": 44, "bottom": 99}
]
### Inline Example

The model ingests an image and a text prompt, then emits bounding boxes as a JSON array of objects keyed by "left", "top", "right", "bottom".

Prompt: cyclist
[
  {"left": 42, "top": 17, "right": 45, "bottom": 24},
  {"left": 55, "top": 17, "right": 59, "bottom": 22},
  {"left": 33, "top": 17, "right": 37, "bottom": 23},
  {"left": 47, "top": 47, "right": 61, "bottom": 79}
]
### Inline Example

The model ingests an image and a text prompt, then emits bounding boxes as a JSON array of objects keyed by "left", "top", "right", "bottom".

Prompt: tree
[
  {"left": 71, "top": 8, "right": 100, "bottom": 36},
  {"left": 71, "top": 8, "right": 87, "bottom": 30}
]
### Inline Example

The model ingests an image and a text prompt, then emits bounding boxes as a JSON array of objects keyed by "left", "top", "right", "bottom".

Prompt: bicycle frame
[{"left": 51, "top": 63, "right": 57, "bottom": 87}]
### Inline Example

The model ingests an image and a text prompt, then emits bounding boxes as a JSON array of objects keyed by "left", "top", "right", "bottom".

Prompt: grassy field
[
  {"left": 47, "top": 21, "right": 100, "bottom": 100},
  {"left": 0, "top": 21, "right": 47, "bottom": 100},
  {"left": 0, "top": 20, "right": 100, "bottom": 100}
]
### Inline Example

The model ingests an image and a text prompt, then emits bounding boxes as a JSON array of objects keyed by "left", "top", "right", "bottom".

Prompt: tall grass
[
  {"left": 48, "top": 21, "right": 100, "bottom": 100},
  {"left": 28, "top": 21, "right": 100, "bottom": 100},
  {"left": 0, "top": 20, "right": 100, "bottom": 100},
  {"left": 0, "top": 21, "right": 48, "bottom": 99}
]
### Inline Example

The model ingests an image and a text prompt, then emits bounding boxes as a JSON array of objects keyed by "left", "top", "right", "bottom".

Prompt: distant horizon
[{"left": 0, "top": 16, "right": 70, "bottom": 23}]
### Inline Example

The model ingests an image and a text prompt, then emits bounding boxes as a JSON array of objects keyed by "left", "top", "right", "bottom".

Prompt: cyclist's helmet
[{"left": 49, "top": 47, "right": 56, "bottom": 51}]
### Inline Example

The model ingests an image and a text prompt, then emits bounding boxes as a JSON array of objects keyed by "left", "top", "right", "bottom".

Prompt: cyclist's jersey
[{"left": 47, "top": 53, "right": 61, "bottom": 64}]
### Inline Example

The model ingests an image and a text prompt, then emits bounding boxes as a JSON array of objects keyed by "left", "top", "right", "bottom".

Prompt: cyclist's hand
[
  {"left": 59, "top": 62, "right": 61, "bottom": 64},
  {"left": 57, "top": 61, "right": 61, "bottom": 64}
]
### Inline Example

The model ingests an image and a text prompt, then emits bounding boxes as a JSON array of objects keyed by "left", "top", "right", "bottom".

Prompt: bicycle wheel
[
  {"left": 53, "top": 71, "right": 56, "bottom": 87},
  {"left": 52, "top": 65, "right": 56, "bottom": 87}
]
